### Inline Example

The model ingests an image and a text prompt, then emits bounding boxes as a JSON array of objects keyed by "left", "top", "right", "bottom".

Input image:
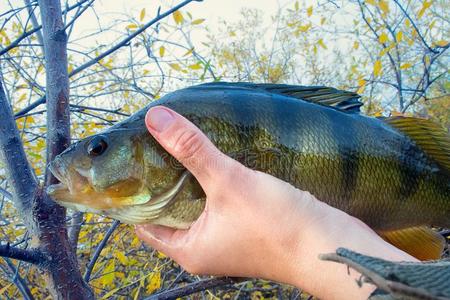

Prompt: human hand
[{"left": 135, "top": 106, "right": 417, "bottom": 300}]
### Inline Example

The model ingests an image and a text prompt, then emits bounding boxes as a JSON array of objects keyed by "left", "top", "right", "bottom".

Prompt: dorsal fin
[
  {"left": 241, "top": 83, "right": 363, "bottom": 113},
  {"left": 381, "top": 116, "right": 450, "bottom": 171},
  {"left": 198, "top": 82, "right": 363, "bottom": 113}
]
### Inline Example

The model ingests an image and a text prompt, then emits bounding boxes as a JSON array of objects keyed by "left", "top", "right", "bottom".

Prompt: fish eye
[{"left": 87, "top": 135, "right": 108, "bottom": 157}]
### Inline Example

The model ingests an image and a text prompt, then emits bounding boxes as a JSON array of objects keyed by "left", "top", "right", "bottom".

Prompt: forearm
[{"left": 281, "top": 203, "right": 418, "bottom": 299}]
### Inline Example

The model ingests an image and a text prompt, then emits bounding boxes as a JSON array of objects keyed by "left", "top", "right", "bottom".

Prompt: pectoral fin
[{"left": 378, "top": 226, "right": 445, "bottom": 261}]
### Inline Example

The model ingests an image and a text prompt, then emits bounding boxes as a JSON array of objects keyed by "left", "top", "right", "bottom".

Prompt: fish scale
[{"left": 47, "top": 82, "right": 449, "bottom": 260}]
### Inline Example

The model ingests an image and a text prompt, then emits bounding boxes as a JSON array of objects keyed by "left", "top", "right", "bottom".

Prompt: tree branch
[
  {"left": 35, "top": 0, "right": 93, "bottom": 298},
  {"left": 0, "top": 244, "right": 47, "bottom": 266},
  {"left": 3, "top": 257, "right": 35, "bottom": 300},
  {"left": 0, "top": 187, "right": 13, "bottom": 200},
  {"left": 144, "top": 277, "right": 244, "bottom": 300},
  {"left": 68, "top": 211, "right": 84, "bottom": 253},
  {"left": 13, "top": 0, "right": 202, "bottom": 118},
  {"left": 84, "top": 220, "right": 120, "bottom": 282},
  {"left": 0, "top": 71, "right": 39, "bottom": 228},
  {"left": 0, "top": 0, "right": 92, "bottom": 57},
  {"left": 69, "top": 0, "right": 202, "bottom": 77},
  {"left": 392, "top": 0, "right": 437, "bottom": 54}
]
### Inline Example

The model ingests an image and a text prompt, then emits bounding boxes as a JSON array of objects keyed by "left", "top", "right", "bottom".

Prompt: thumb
[{"left": 145, "top": 106, "right": 233, "bottom": 187}]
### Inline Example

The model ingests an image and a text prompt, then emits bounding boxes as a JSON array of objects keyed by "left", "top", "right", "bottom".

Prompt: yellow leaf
[
  {"left": 373, "top": 60, "right": 382, "bottom": 76},
  {"left": 365, "top": 0, "right": 376, "bottom": 5},
  {"left": 353, "top": 41, "right": 359, "bottom": 49},
  {"left": 357, "top": 85, "right": 365, "bottom": 94},
  {"left": 191, "top": 19, "right": 205, "bottom": 25},
  {"left": 428, "top": 20, "right": 436, "bottom": 30},
  {"left": 173, "top": 10, "right": 183, "bottom": 25},
  {"left": 297, "top": 24, "right": 311, "bottom": 32},
  {"left": 307, "top": 6, "right": 313, "bottom": 17},
  {"left": 400, "top": 63, "right": 412, "bottom": 70},
  {"left": 126, "top": 24, "right": 138, "bottom": 30},
  {"left": 188, "top": 62, "right": 202, "bottom": 70},
  {"left": 317, "top": 38, "right": 327, "bottom": 49},
  {"left": 434, "top": 40, "right": 448, "bottom": 47},
  {"left": 417, "top": 0, "right": 432, "bottom": 19},
  {"left": 0, "top": 283, "right": 12, "bottom": 295},
  {"left": 159, "top": 46, "right": 165, "bottom": 57},
  {"left": 396, "top": 31, "right": 403, "bottom": 42},
  {"left": 378, "top": 0, "right": 389, "bottom": 14},
  {"left": 116, "top": 252, "right": 128, "bottom": 264},
  {"left": 357, "top": 78, "right": 366, "bottom": 94},
  {"left": 183, "top": 47, "right": 194, "bottom": 57},
  {"left": 146, "top": 272, "right": 161, "bottom": 294},
  {"left": 101, "top": 260, "right": 116, "bottom": 286},
  {"left": 320, "top": 17, "right": 326, "bottom": 25},
  {"left": 379, "top": 32, "right": 388, "bottom": 44},
  {"left": 295, "top": 1, "right": 299, "bottom": 11},
  {"left": 169, "top": 63, "right": 182, "bottom": 71},
  {"left": 405, "top": 18, "right": 411, "bottom": 27}
]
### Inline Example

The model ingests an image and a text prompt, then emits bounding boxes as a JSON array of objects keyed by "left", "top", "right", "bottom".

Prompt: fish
[{"left": 47, "top": 82, "right": 450, "bottom": 260}]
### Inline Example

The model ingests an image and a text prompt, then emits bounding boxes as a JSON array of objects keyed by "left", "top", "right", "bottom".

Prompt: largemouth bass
[{"left": 47, "top": 82, "right": 450, "bottom": 260}]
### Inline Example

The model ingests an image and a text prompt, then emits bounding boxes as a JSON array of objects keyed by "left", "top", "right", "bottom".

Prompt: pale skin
[{"left": 135, "top": 106, "right": 418, "bottom": 300}]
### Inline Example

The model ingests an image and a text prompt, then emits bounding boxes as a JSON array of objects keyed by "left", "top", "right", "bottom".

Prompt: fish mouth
[
  {"left": 48, "top": 158, "right": 68, "bottom": 185},
  {"left": 47, "top": 157, "right": 90, "bottom": 198}
]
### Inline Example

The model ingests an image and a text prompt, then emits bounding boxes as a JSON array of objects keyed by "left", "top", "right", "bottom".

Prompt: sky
[{"left": 69, "top": 0, "right": 295, "bottom": 49}]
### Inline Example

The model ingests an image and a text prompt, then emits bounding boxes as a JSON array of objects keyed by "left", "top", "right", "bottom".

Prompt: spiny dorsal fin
[
  {"left": 382, "top": 116, "right": 450, "bottom": 171},
  {"left": 240, "top": 83, "right": 363, "bottom": 113},
  {"left": 378, "top": 226, "right": 445, "bottom": 261},
  {"left": 198, "top": 82, "right": 363, "bottom": 113}
]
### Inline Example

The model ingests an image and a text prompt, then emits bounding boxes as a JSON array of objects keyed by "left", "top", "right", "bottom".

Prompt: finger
[
  {"left": 135, "top": 224, "right": 188, "bottom": 258},
  {"left": 145, "top": 106, "right": 235, "bottom": 186}
]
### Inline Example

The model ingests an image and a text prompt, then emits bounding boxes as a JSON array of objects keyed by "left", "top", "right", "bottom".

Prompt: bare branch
[
  {"left": 0, "top": 0, "right": 92, "bottom": 57},
  {"left": 70, "top": 0, "right": 203, "bottom": 78},
  {"left": 14, "top": 0, "right": 201, "bottom": 118},
  {"left": 3, "top": 258, "right": 35, "bottom": 300},
  {"left": 35, "top": 0, "right": 94, "bottom": 297},
  {"left": 392, "top": 0, "right": 437, "bottom": 54},
  {"left": 0, "top": 244, "right": 47, "bottom": 266},
  {"left": 84, "top": 220, "right": 120, "bottom": 282},
  {"left": 68, "top": 211, "right": 84, "bottom": 253},
  {"left": 0, "top": 187, "right": 13, "bottom": 200},
  {"left": 0, "top": 72, "right": 39, "bottom": 227},
  {"left": 144, "top": 277, "right": 244, "bottom": 300}
]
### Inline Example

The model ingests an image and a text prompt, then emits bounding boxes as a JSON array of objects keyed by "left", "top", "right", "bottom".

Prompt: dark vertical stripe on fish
[
  {"left": 397, "top": 140, "right": 421, "bottom": 202},
  {"left": 332, "top": 114, "right": 359, "bottom": 202}
]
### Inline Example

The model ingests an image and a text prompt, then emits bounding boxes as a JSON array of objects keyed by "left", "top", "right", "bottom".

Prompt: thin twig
[
  {"left": 144, "top": 277, "right": 244, "bottom": 300},
  {"left": 0, "top": 187, "right": 13, "bottom": 200},
  {"left": 84, "top": 220, "right": 120, "bottom": 282},
  {"left": 0, "top": 0, "right": 91, "bottom": 57},
  {"left": 13, "top": 0, "right": 201, "bottom": 118},
  {"left": 4, "top": 257, "right": 34, "bottom": 300}
]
